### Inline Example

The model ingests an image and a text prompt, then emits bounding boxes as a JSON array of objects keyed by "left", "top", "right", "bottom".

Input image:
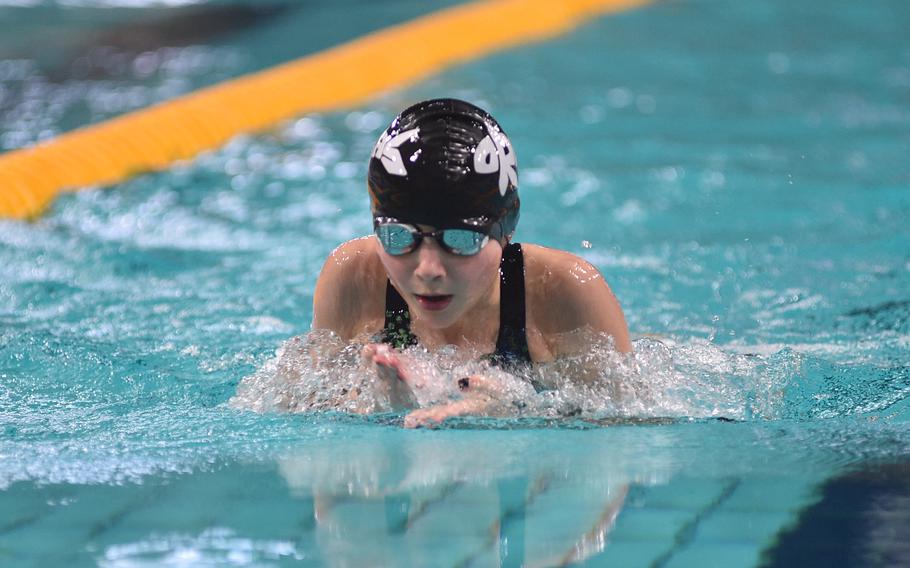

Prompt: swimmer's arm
[
  {"left": 570, "top": 275, "right": 632, "bottom": 353},
  {"left": 404, "top": 395, "right": 491, "bottom": 428},
  {"left": 312, "top": 257, "right": 356, "bottom": 340},
  {"left": 312, "top": 239, "right": 377, "bottom": 341},
  {"left": 546, "top": 256, "right": 632, "bottom": 355}
]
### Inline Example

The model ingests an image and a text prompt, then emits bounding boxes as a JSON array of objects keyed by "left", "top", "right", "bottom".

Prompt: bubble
[
  {"left": 523, "top": 168, "right": 553, "bottom": 187},
  {"left": 768, "top": 52, "right": 791, "bottom": 74},
  {"left": 345, "top": 111, "right": 385, "bottom": 133},
  {"left": 635, "top": 94, "right": 656, "bottom": 114},
  {"left": 579, "top": 104, "right": 604, "bottom": 124},
  {"left": 612, "top": 199, "right": 646, "bottom": 224},
  {"left": 606, "top": 87, "right": 633, "bottom": 108},
  {"left": 333, "top": 162, "right": 359, "bottom": 179},
  {"left": 289, "top": 116, "right": 322, "bottom": 140},
  {"left": 132, "top": 51, "right": 160, "bottom": 78},
  {"left": 700, "top": 170, "right": 726, "bottom": 189}
]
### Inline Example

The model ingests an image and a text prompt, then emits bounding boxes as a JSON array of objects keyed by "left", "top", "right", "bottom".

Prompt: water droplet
[{"left": 768, "top": 52, "right": 791, "bottom": 74}]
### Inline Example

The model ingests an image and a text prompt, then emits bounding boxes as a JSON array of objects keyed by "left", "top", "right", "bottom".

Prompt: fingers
[
  {"left": 403, "top": 396, "right": 489, "bottom": 429},
  {"left": 362, "top": 343, "right": 402, "bottom": 378},
  {"left": 361, "top": 343, "right": 394, "bottom": 363},
  {"left": 374, "top": 346, "right": 424, "bottom": 389},
  {"left": 373, "top": 350, "right": 399, "bottom": 368},
  {"left": 360, "top": 343, "right": 378, "bottom": 365},
  {"left": 365, "top": 345, "right": 501, "bottom": 416},
  {"left": 363, "top": 343, "right": 421, "bottom": 409},
  {"left": 404, "top": 407, "right": 448, "bottom": 429}
]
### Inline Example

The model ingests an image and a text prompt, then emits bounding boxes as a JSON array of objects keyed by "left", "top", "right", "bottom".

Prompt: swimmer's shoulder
[
  {"left": 521, "top": 243, "right": 631, "bottom": 353},
  {"left": 521, "top": 243, "right": 610, "bottom": 299},
  {"left": 318, "top": 236, "right": 385, "bottom": 280},
  {"left": 313, "top": 236, "right": 386, "bottom": 340}
]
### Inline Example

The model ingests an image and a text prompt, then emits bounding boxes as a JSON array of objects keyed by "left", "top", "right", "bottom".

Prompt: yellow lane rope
[{"left": 0, "top": 0, "right": 652, "bottom": 219}]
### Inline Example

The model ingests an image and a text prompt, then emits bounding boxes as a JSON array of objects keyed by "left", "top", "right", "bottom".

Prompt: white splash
[{"left": 231, "top": 330, "right": 794, "bottom": 423}]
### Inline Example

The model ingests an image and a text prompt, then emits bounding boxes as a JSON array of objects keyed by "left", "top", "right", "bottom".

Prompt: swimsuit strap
[
  {"left": 381, "top": 243, "right": 531, "bottom": 366},
  {"left": 491, "top": 242, "right": 532, "bottom": 368},
  {"left": 382, "top": 281, "right": 418, "bottom": 349}
]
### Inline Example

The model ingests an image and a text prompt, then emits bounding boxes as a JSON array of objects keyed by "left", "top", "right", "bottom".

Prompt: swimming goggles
[{"left": 374, "top": 220, "right": 490, "bottom": 256}]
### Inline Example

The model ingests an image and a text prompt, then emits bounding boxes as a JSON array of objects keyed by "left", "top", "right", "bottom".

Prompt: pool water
[{"left": 2, "top": 0, "right": 909, "bottom": 566}]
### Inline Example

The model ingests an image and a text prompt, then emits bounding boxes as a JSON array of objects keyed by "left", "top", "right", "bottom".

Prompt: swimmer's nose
[{"left": 414, "top": 237, "right": 446, "bottom": 282}]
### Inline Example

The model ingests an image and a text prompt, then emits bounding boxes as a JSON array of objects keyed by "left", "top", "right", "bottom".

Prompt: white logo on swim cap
[
  {"left": 372, "top": 127, "right": 419, "bottom": 176},
  {"left": 474, "top": 121, "right": 517, "bottom": 196}
]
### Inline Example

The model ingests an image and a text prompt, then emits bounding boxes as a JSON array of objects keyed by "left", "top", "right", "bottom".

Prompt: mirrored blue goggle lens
[
  {"left": 440, "top": 229, "right": 489, "bottom": 255},
  {"left": 376, "top": 224, "right": 416, "bottom": 255}
]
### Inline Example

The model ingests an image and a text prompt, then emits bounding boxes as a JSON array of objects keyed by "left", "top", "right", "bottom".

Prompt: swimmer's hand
[
  {"left": 361, "top": 343, "right": 424, "bottom": 410},
  {"left": 403, "top": 374, "right": 502, "bottom": 429}
]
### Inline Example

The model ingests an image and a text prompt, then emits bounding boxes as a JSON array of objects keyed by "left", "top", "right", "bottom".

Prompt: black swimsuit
[{"left": 380, "top": 242, "right": 532, "bottom": 369}]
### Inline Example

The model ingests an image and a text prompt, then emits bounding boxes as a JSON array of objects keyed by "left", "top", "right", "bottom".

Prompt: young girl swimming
[{"left": 312, "top": 98, "right": 631, "bottom": 427}]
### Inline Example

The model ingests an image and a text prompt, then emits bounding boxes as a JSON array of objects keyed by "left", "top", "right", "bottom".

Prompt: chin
[{"left": 414, "top": 306, "right": 461, "bottom": 329}]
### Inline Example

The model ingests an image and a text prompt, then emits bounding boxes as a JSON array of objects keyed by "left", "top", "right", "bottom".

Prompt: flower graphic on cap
[
  {"left": 373, "top": 128, "right": 420, "bottom": 176},
  {"left": 473, "top": 121, "right": 517, "bottom": 196}
]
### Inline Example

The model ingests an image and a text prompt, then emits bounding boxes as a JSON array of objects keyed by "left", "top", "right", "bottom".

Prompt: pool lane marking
[{"left": 0, "top": 0, "right": 653, "bottom": 220}]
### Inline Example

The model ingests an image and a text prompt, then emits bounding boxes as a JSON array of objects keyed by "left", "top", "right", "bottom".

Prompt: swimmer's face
[{"left": 376, "top": 224, "right": 503, "bottom": 330}]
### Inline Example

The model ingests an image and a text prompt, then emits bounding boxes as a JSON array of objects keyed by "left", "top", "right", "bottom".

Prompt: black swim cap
[{"left": 368, "top": 98, "right": 519, "bottom": 242}]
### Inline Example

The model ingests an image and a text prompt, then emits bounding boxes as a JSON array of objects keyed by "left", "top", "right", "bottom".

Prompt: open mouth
[{"left": 415, "top": 294, "right": 453, "bottom": 311}]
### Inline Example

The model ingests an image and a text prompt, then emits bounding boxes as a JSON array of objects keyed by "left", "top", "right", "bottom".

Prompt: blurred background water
[{"left": 1, "top": 0, "right": 909, "bottom": 565}]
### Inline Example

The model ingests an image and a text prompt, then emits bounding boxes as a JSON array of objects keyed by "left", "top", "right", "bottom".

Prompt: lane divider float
[{"left": 0, "top": 0, "right": 651, "bottom": 219}]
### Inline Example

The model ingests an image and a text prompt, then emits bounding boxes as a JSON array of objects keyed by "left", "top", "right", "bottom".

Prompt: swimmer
[{"left": 313, "top": 98, "right": 631, "bottom": 427}]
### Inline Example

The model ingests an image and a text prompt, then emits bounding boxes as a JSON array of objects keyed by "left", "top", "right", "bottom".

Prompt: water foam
[{"left": 230, "top": 331, "right": 798, "bottom": 423}]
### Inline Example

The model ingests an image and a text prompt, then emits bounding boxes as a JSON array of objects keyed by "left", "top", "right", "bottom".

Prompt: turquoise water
[{"left": 2, "top": 0, "right": 910, "bottom": 566}]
